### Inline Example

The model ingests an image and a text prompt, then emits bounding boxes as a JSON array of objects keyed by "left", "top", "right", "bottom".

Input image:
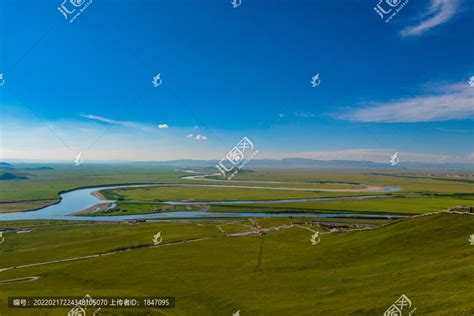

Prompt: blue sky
[{"left": 0, "top": 0, "right": 473, "bottom": 163}]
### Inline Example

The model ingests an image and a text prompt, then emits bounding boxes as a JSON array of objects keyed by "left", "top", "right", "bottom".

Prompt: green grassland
[
  {"left": 1, "top": 166, "right": 473, "bottom": 214},
  {"left": 0, "top": 166, "right": 188, "bottom": 212},
  {"left": 101, "top": 185, "right": 371, "bottom": 202},
  {"left": 230, "top": 169, "right": 474, "bottom": 194},
  {"left": 209, "top": 195, "right": 474, "bottom": 214},
  {"left": 0, "top": 167, "right": 187, "bottom": 201},
  {"left": 92, "top": 202, "right": 199, "bottom": 216},
  {"left": 0, "top": 213, "right": 473, "bottom": 315},
  {"left": 99, "top": 196, "right": 474, "bottom": 216}
]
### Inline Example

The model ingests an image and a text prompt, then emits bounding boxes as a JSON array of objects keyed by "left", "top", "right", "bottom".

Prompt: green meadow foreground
[{"left": 0, "top": 214, "right": 473, "bottom": 315}]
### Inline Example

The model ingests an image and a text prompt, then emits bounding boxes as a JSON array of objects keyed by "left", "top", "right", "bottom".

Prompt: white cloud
[
  {"left": 400, "top": 0, "right": 458, "bottom": 37},
  {"left": 186, "top": 133, "right": 194, "bottom": 138},
  {"left": 158, "top": 124, "right": 169, "bottom": 129},
  {"left": 195, "top": 134, "right": 207, "bottom": 140},
  {"left": 337, "top": 82, "right": 474, "bottom": 123},
  {"left": 81, "top": 114, "right": 150, "bottom": 130}
]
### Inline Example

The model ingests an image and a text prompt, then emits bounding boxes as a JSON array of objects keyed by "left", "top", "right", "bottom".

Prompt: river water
[{"left": 0, "top": 182, "right": 403, "bottom": 221}]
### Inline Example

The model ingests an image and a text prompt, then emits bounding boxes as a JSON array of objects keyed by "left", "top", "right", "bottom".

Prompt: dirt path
[
  {"left": 254, "top": 237, "right": 264, "bottom": 272},
  {"left": 0, "top": 276, "right": 40, "bottom": 285},
  {"left": 0, "top": 237, "right": 212, "bottom": 273}
]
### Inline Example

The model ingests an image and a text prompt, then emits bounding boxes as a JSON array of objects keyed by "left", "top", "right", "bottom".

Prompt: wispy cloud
[
  {"left": 400, "top": 0, "right": 458, "bottom": 37},
  {"left": 186, "top": 133, "right": 194, "bottom": 138},
  {"left": 295, "top": 112, "right": 315, "bottom": 118},
  {"left": 337, "top": 82, "right": 474, "bottom": 123},
  {"left": 158, "top": 124, "right": 169, "bottom": 129},
  {"left": 436, "top": 127, "right": 474, "bottom": 133},
  {"left": 81, "top": 114, "right": 151, "bottom": 130}
]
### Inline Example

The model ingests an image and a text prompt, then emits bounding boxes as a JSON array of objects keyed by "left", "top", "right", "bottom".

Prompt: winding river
[{"left": 0, "top": 172, "right": 403, "bottom": 221}]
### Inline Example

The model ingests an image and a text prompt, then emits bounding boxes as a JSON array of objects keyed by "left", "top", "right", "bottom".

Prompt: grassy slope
[{"left": 0, "top": 214, "right": 473, "bottom": 315}]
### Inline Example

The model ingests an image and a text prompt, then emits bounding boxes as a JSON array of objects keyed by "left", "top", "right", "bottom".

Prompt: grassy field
[
  {"left": 91, "top": 202, "right": 201, "bottom": 216},
  {"left": 100, "top": 185, "right": 373, "bottom": 202},
  {"left": 0, "top": 213, "right": 473, "bottom": 315},
  {"left": 231, "top": 169, "right": 474, "bottom": 194},
  {"left": 208, "top": 195, "right": 474, "bottom": 214},
  {"left": 94, "top": 196, "right": 474, "bottom": 217}
]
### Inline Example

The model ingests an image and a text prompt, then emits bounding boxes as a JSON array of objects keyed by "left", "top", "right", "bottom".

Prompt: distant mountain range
[
  {"left": 0, "top": 162, "right": 13, "bottom": 169},
  {"left": 0, "top": 172, "right": 28, "bottom": 180},
  {"left": 130, "top": 158, "right": 474, "bottom": 171},
  {"left": 2, "top": 159, "right": 472, "bottom": 171}
]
